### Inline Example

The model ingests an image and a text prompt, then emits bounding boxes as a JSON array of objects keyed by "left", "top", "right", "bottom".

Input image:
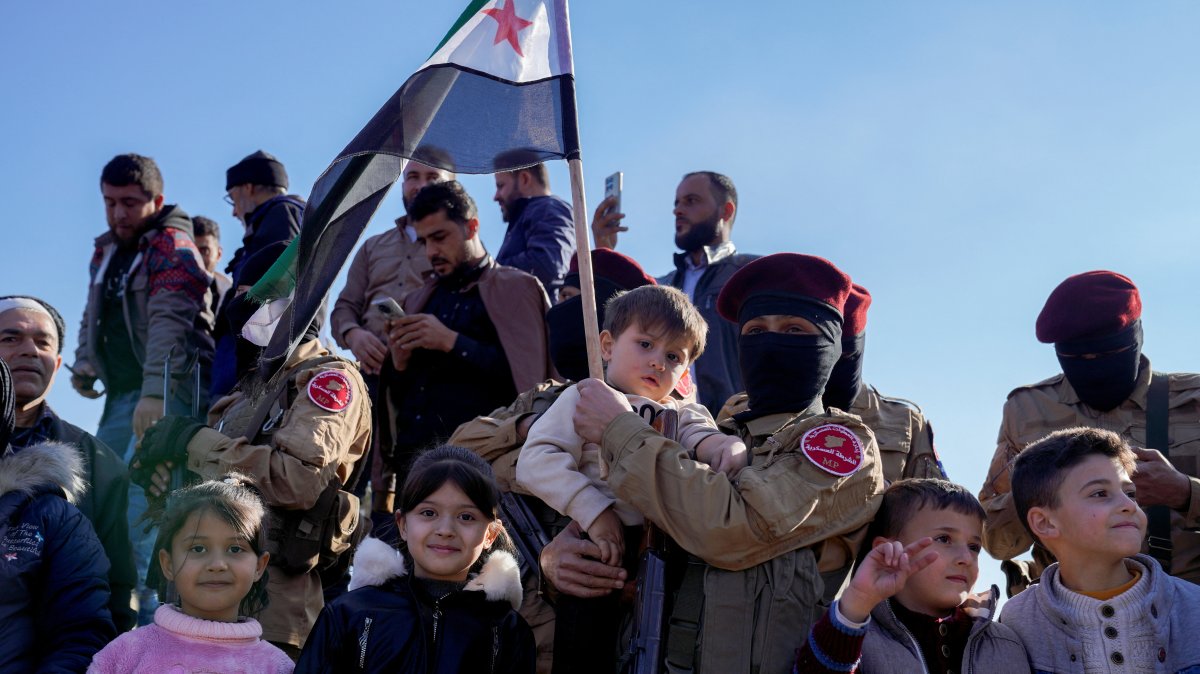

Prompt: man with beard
[
  {"left": 376, "top": 181, "right": 552, "bottom": 534},
  {"left": 0, "top": 295, "right": 137, "bottom": 632},
  {"left": 979, "top": 270, "right": 1200, "bottom": 595},
  {"left": 72, "top": 153, "right": 212, "bottom": 622},
  {"left": 331, "top": 158, "right": 454, "bottom": 377},
  {"left": 561, "top": 253, "right": 884, "bottom": 673},
  {"left": 492, "top": 155, "right": 575, "bottom": 298},
  {"left": 594, "top": 171, "right": 757, "bottom": 414},
  {"left": 136, "top": 241, "right": 371, "bottom": 657},
  {"left": 210, "top": 150, "right": 305, "bottom": 398}
]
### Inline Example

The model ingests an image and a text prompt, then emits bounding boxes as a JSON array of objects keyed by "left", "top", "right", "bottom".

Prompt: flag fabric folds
[{"left": 247, "top": 0, "right": 581, "bottom": 381}]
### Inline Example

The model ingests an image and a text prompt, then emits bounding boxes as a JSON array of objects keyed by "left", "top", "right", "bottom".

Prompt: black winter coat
[
  {"left": 0, "top": 441, "right": 115, "bottom": 672},
  {"left": 296, "top": 538, "right": 535, "bottom": 674}
]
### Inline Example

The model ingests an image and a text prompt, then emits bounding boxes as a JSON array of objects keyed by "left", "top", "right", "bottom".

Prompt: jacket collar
[
  {"left": 672, "top": 240, "right": 737, "bottom": 272},
  {"left": 1034, "top": 555, "right": 1169, "bottom": 641},
  {"left": 873, "top": 585, "right": 1001, "bottom": 641},
  {"left": 348, "top": 537, "right": 523, "bottom": 610},
  {"left": 0, "top": 440, "right": 86, "bottom": 503},
  {"left": 93, "top": 204, "right": 191, "bottom": 250},
  {"left": 1057, "top": 355, "right": 1152, "bottom": 409}
]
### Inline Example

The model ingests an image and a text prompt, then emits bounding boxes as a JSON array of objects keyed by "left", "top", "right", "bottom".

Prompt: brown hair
[
  {"left": 603, "top": 285, "right": 708, "bottom": 363},
  {"left": 869, "top": 478, "right": 985, "bottom": 542},
  {"left": 1011, "top": 426, "right": 1138, "bottom": 542},
  {"left": 150, "top": 473, "right": 271, "bottom": 616}
]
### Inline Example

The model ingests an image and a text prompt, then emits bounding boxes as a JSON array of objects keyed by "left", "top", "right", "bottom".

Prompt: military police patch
[
  {"left": 308, "top": 370, "right": 353, "bottom": 412},
  {"left": 799, "top": 424, "right": 864, "bottom": 477}
]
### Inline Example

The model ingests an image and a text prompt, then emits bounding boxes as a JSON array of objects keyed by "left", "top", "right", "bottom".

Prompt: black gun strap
[
  {"left": 664, "top": 555, "right": 705, "bottom": 672},
  {"left": 1146, "top": 372, "right": 1172, "bottom": 569}
]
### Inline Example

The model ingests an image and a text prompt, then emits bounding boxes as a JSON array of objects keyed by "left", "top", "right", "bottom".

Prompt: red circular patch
[
  {"left": 799, "top": 424, "right": 864, "bottom": 477},
  {"left": 307, "top": 370, "right": 353, "bottom": 412}
]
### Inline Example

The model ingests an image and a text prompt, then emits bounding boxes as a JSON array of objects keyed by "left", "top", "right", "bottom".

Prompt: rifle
[
  {"left": 622, "top": 524, "right": 668, "bottom": 674},
  {"left": 499, "top": 491, "right": 551, "bottom": 588}
]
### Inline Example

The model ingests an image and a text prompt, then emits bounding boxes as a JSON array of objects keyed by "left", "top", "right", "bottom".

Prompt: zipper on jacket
[
  {"left": 883, "top": 601, "right": 931, "bottom": 674},
  {"left": 491, "top": 625, "right": 500, "bottom": 673},
  {"left": 358, "top": 616, "right": 373, "bottom": 669},
  {"left": 431, "top": 591, "right": 452, "bottom": 649}
]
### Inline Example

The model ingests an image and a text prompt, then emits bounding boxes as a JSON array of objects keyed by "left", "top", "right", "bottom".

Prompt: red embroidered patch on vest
[
  {"left": 799, "top": 424, "right": 864, "bottom": 477},
  {"left": 308, "top": 370, "right": 353, "bottom": 412}
]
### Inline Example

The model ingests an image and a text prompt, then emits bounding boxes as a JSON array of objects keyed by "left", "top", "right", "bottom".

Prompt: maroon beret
[
  {"left": 1036, "top": 270, "right": 1142, "bottom": 344},
  {"left": 843, "top": 284, "right": 872, "bottom": 337},
  {"left": 717, "top": 253, "right": 852, "bottom": 322},
  {"left": 567, "top": 248, "right": 656, "bottom": 291}
]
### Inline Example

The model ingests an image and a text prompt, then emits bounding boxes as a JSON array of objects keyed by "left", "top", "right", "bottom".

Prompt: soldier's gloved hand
[{"left": 129, "top": 415, "right": 203, "bottom": 493}]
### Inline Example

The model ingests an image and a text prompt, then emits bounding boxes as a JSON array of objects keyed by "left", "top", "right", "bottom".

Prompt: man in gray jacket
[{"left": 71, "top": 153, "right": 212, "bottom": 621}]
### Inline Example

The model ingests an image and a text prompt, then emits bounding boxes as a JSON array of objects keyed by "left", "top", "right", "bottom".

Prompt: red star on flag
[{"left": 483, "top": 0, "right": 533, "bottom": 57}]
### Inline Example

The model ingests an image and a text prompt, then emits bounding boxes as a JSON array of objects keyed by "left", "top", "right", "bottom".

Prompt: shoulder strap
[
  {"left": 1147, "top": 372, "right": 1172, "bottom": 568},
  {"left": 664, "top": 555, "right": 705, "bottom": 673}
]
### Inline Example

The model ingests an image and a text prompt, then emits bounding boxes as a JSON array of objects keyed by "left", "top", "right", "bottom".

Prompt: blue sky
[{"left": 4, "top": 2, "right": 1200, "bottom": 601}]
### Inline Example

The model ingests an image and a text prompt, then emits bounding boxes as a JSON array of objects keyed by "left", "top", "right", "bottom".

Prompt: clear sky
[{"left": 4, "top": 1, "right": 1199, "bottom": 603}]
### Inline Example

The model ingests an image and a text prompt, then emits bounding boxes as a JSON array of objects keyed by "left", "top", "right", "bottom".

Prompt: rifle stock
[
  {"left": 624, "top": 526, "right": 667, "bottom": 674},
  {"left": 499, "top": 491, "right": 550, "bottom": 586}
]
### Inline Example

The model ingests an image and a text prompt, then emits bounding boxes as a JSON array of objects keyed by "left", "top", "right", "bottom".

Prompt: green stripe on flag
[
  {"left": 429, "top": 0, "right": 491, "bottom": 58},
  {"left": 247, "top": 236, "right": 300, "bottom": 304}
]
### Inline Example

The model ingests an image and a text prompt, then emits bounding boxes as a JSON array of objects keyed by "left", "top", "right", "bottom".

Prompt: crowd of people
[{"left": 1, "top": 150, "right": 1198, "bottom": 673}]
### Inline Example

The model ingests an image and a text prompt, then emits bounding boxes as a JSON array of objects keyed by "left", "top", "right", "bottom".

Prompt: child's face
[
  {"left": 159, "top": 510, "right": 268, "bottom": 622},
  {"left": 888, "top": 507, "right": 982, "bottom": 616},
  {"left": 398, "top": 481, "right": 500, "bottom": 582},
  {"left": 1039, "top": 454, "right": 1146, "bottom": 560},
  {"left": 600, "top": 321, "right": 691, "bottom": 402}
]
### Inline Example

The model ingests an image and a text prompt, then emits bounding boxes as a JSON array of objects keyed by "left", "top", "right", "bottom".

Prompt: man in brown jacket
[
  {"left": 568, "top": 253, "right": 885, "bottom": 673},
  {"left": 376, "top": 181, "right": 552, "bottom": 529},
  {"left": 331, "top": 159, "right": 454, "bottom": 375},
  {"left": 979, "top": 270, "right": 1200, "bottom": 595}
]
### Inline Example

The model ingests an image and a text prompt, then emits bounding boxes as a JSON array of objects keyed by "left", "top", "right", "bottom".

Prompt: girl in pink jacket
[{"left": 89, "top": 475, "right": 293, "bottom": 673}]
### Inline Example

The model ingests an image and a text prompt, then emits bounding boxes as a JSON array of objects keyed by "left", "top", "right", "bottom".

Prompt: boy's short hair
[
  {"left": 870, "top": 478, "right": 986, "bottom": 541},
  {"left": 1011, "top": 426, "right": 1137, "bottom": 542},
  {"left": 603, "top": 285, "right": 708, "bottom": 363}
]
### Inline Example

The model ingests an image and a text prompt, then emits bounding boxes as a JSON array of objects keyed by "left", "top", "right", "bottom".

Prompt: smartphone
[
  {"left": 604, "top": 171, "right": 623, "bottom": 216},
  {"left": 371, "top": 297, "right": 405, "bottom": 319}
]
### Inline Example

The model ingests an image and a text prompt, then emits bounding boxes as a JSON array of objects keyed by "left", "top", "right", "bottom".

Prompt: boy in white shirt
[{"left": 517, "top": 284, "right": 745, "bottom": 565}]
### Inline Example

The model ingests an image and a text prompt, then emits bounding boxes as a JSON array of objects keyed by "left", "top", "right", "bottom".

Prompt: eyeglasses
[{"left": 223, "top": 193, "right": 235, "bottom": 206}]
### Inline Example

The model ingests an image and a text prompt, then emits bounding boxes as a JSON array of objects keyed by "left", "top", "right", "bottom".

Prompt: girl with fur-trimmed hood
[
  {"left": 0, "top": 359, "right": 115, "bottom": 671},
  {"left": 296, "top": 445, "right": 534, "bottom": 674}
]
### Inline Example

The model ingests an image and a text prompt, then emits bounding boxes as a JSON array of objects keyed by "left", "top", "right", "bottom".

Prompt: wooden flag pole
[{"left": 567, "top": 157, "right": 605, "bottom": 379}]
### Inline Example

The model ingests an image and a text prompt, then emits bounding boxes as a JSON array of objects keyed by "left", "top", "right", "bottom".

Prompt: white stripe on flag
[{"left": 241, "top": 296, "right": 293, "bottom": 347}]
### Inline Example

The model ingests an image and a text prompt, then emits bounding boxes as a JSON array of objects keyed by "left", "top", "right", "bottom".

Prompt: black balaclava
[
  {"left": 823, "top": 332, "right": 866, "bottom": 411},
  {"left": 735, "top": 293, "right": 843, "bottom": 422},
  {"left": 545, "top": 276, "right": 624, "bottom": 381},
  {"left": 1056, "top": 321, "right": 1143, "bottom": 412},
  {"left": 0, "top": 360, "right": 15, "bottom": 454}
]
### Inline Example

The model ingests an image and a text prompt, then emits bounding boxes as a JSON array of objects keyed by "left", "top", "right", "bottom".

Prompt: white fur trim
[
  {"left": 465, "top": 550, "right": 523, "bottom": 610},
  {"left": 0, "top": 441, "right": 87, "bottom": 504},
  {"left": 348, "top": 537, "right": 407, "bottom": 591}
]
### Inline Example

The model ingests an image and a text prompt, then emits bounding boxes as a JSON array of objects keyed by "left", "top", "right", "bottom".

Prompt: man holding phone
[
  {"left": 332, "top": 156, "right": 455, "bottom": 375},
  {"left": 593, "top": 170, "right": 757, "bottom": 414},
  {"left": 375, "top": 180, "right": 553, "bottom": 536}
]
